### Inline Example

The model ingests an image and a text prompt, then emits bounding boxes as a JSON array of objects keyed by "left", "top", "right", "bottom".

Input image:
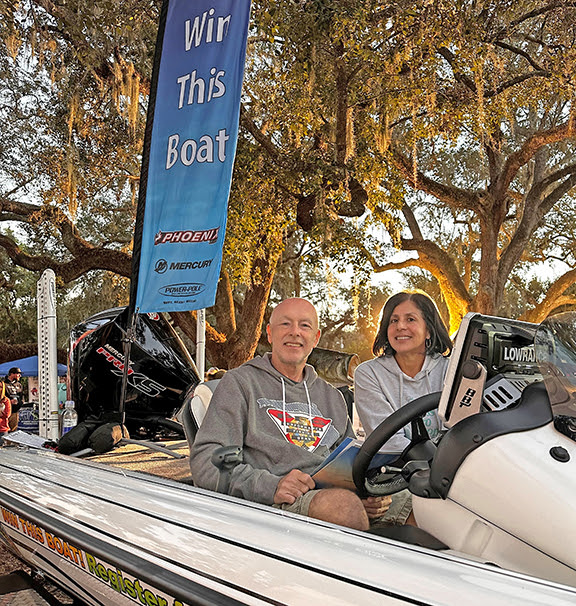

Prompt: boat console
[{"left": 414, "top": 314, "right": 576, "bottom": 586}]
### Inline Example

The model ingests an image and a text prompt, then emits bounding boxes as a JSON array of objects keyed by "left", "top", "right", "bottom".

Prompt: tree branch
[
  {"left": 0, "top": 198, "right": 132, "bottom": 280},
  {"left": 520, "top": 267, "right": 576, "bottom": 322},
  {"left": 494, "top": 116, "right": 576, "bottom": 200},
  {"left": 388, "top": 144, "right": 480, "bottom": 211}
]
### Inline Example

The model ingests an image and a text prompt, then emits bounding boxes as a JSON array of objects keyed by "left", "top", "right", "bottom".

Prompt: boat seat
[{"left": 181, "top": 380, "right": 220, "bottom": 446}]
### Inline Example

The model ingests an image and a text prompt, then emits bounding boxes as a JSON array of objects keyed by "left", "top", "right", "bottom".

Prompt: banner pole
[
  {"left": 119, "top": 308, "right": 139, "bottom": 426},
  {"left": 119, "top": 0, "right": 170, "bottom": 424},
  {"left": 196, "top": 309, "right": 206, "bottom": 380}
]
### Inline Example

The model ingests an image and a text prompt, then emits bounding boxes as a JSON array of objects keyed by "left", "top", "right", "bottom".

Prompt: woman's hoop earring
[{"left": 425, "top": 337, "right": 432, "bottom": 350}]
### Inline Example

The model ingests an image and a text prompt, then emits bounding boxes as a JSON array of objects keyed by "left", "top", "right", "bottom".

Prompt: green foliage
[
  {"left": 0, "top": 1, "right": 154, "bottom": 344},
  {"left": 57, "top": 272, "right": 130, "bottom": 343},
  {"left": 240, "top": 0, "right": 576, "bottom": 330},
  {"left": 224, "top": 137, "right": 291, "bottom": 288},
  {"left": 316, "top": 281, "right": 393, "bottom": 362},
  {"left": 0, "top": 1, "right": 152, "bottom": 284},
  {"left": 1, "top": 0, "right": 576, "bottom": 357},
  {"left": 0, "top": 250, "right": 38, "bottom": 343}
]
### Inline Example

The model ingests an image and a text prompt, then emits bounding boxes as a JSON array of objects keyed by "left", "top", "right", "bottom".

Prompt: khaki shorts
[
  {"left": 370, "top": 489, "right": 412, "bottom": 527},
  {"left": 272, "top": 489, "right": 319, "bottom": 516},
  {"left": 272, "top": 488, "right": 412, "bottom": 526}
]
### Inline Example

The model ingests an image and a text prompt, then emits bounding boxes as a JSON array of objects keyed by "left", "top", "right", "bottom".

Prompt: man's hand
[
  {"left": 274, "top": 469, "right": 315, "bottom": 505},
  {"left": 362, "top": 495, "right": 392, "bottom": 519}
]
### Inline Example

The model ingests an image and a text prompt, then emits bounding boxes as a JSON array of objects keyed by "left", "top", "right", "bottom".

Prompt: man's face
[
  {"left": 266, "top": 299, "right": 321, "bottom": 375},
  {"left": 9, "top": 372, "right": 21, "bottom": 382}
]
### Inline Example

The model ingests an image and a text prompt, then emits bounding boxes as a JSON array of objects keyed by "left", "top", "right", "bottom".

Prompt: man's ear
[
  {"left": 314, "top": 329, "right": 321, "bottom": 347},
  {"left": 266, "top": 324, "right": 272, "bottom": 344}
]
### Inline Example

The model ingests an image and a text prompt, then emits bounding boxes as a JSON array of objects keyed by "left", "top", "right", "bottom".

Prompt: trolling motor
[{"left": 211, "top": 446, "right": 243, "bottom": 494}]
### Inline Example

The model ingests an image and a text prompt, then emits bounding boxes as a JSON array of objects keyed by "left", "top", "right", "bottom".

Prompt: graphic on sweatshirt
[
  {"left": 256, "top": 397, "right": 332, "bottom": 451},
  {"left": 267, "top": 408, "right": 332, "bottom": 450}
]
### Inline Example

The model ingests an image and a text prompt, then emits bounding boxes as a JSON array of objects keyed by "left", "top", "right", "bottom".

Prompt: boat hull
[{"left": 1, "top": 447, "right": 576, "bottom": 606}]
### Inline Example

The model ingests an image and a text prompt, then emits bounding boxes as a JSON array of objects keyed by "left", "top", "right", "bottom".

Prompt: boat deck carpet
[{"left": 86, "top": 439, "right": 192, "bottom": 483}]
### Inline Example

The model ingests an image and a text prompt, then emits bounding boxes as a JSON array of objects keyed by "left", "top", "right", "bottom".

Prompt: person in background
[
  {"left": 354, "top": 290, "right": 453, "bottom": 525},
  {"left": 4, "top": 367, "right": 23, "bottom": 432},
  {"left": 0, "top": 382, "right": 12, "bottom": 445},
  {"left": 191, "top": 297, "right": 391, "bottom": 531}
]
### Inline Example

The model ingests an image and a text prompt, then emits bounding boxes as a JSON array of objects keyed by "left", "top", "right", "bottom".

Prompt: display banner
[{"left": 133, "top": 0, "right": 251, "bottom": 313}]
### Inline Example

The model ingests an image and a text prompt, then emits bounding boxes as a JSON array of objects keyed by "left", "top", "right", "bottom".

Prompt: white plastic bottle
[{"left": 61, "top": 400, "right": 78, "bottom": 436}]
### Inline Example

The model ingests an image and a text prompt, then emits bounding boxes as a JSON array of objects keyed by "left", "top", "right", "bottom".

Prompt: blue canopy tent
[{"left": 0, "top": 356, "right": 67, "bottom": 377}]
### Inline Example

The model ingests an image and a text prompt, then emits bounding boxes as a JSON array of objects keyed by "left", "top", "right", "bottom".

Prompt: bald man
[{"left": 190, "top": 298, "right": 390, "bottom": 531}]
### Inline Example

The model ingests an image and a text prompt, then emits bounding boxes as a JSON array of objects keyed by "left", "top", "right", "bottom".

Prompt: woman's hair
[{"left": 372, "top": 290, "right": 453, "bottom": 357}]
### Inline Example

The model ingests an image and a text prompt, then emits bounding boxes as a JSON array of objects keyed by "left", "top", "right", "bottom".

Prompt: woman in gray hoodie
[{"left": 354, "top": 290, "right": 452, "bottom": 523}]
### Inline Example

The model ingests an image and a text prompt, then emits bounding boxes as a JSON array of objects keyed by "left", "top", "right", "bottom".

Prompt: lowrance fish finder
[{"left": 439, "top": 313, "right": 541, "bottom": 428}]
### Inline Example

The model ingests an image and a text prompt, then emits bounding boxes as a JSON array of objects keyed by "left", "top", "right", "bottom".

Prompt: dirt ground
[
  {"left": 0, "top": 543, "right": 75, "bottom": 603},
  {"left": 0, "top": 543, "right": 30, "bottom": 576}
]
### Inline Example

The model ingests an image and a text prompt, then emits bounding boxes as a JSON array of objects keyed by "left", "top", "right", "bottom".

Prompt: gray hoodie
[
  {"left": 353, "top": 354, "right": 449, "bottom": 452},
  {"left": 189, "top": 353, "right": 353, "bottom": 504}
]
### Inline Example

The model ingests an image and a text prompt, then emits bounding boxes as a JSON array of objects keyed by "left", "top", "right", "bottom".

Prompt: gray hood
[
  {"left": 243, "top": 352, "right": 321, "bottom": 387},
  {"left": 353, "top": 353, "right": 450, "bottom": 452}
]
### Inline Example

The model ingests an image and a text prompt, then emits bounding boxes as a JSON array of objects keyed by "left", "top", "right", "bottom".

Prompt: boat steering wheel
[{"left": 352, "top": 392, "right": 442, "bottom": 497}]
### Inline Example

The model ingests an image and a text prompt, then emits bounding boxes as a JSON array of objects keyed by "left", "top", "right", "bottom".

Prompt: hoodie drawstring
[
  {"left": 281, "top": 377, "right": 287, "bottom": 434},
  {"left": 280, "top": 377, "right": 313, "bottom": 436},
  {"left": 303, "top": 380, "right": 313, "bottom": 423}
]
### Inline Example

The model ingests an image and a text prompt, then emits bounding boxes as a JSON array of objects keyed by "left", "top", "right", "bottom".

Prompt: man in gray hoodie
[{"left": 190, "top": 298, "right": 390, "bottom": 530}]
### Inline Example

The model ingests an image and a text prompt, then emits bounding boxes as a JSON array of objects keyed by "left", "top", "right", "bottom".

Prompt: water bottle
[{"left": 61, "top": 400, "right": 78, "bottom": 436}]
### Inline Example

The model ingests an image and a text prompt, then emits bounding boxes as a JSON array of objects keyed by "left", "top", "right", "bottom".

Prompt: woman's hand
[{"left": 362, "top": 495, "right": 392, "bottom": 519}]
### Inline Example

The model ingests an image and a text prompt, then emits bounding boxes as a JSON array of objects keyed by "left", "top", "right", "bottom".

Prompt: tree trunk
[
  {"left": 210, "top": 254, "right": 279, "bottom": 369},
  {"left": 471, "top": 201, "right": 505, "bottom": 315}
]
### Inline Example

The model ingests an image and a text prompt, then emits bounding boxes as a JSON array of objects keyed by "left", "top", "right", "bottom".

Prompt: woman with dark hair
[
  {"left": 353, "top": 290, "right": 452, "bottom": 525},
  {"left": 354, "top": 290, "right": 452, "bottom": 454}
]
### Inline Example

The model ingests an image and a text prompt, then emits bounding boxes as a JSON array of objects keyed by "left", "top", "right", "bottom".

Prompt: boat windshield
[{"left": 535, "top": 311, "right": 576, "bottom": 420}]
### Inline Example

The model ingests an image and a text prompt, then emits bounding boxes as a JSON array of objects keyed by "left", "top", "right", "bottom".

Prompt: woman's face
[{"left": 386, "top": 299, "right": 430, "bottom": 356}]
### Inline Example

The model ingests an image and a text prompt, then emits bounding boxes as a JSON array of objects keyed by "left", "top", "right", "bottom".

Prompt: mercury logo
[
  {"left": 502, "top": 346, "right": 535, "bottom": 363},
  {"left": 170, "top": 259, "right": 212, "bottom": 270},
  {"left": 158, "top": 283, "right": 206, "bottom": 297},
  {"left": 154, "top": 259, "right": 168, "bottom": 274}
]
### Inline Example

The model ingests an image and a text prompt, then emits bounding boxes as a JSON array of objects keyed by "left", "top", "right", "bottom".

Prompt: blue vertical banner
[{"left": 134, "top": 0, "right": 251, "bottom": 313}]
